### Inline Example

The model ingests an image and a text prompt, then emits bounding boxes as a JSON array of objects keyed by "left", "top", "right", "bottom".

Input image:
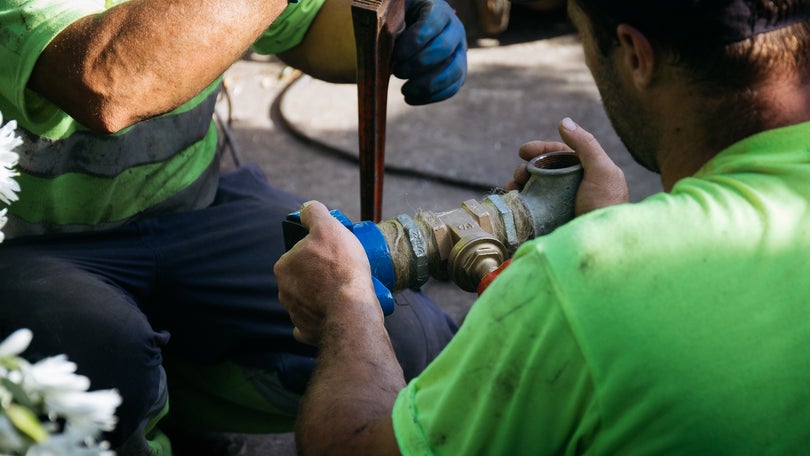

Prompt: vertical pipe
[{"left": 352, "top": 0, "right": 405, "bottom": 222}]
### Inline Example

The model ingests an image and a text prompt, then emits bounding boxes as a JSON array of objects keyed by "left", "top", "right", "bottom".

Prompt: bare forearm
[
  {"left": 296, "top": 302, "right": 404, "bottom": 456},
  {"left": 274, "top": 201, "right": 406, "bottom": 453},
  {"left": 29, "top": 0, "right": 287, "bottom": 133}
]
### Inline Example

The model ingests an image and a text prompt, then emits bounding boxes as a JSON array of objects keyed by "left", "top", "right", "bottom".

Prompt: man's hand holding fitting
[
  {"left": 274, "top": 201, "right": 382, "bottom": 347},
  {"left": 506, "top": 118, "right": 629, "bottom": 215},
  {"left": 505, "top": 139, "right": 571, "bottom": 192},
  {"left": 557, "top": 117, "right": 629, "bottom": 215}
]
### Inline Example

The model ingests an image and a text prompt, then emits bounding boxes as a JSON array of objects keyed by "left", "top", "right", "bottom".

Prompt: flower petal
[{"left": 0, "top": 329, "right": 33, "bottom": 359}]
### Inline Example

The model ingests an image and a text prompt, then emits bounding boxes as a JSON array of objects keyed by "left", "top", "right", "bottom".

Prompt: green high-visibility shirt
[
  {"left": 393, "top": 121, "right": 810, "bottom": 455},
  {"left": 0, "top": 0, "right": 323, "bottom": 238}
]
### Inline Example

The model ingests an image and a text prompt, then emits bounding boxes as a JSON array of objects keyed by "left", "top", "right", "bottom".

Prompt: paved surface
[{"left": 211, "top": 4, "right": 662, "bottom": 454}]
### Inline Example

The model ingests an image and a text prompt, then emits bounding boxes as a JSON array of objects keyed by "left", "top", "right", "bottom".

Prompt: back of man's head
[{"left": 572, "top": 0, "right": 810, "bottom": 89}]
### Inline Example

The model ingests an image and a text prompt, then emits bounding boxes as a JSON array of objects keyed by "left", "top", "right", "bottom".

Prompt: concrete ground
[{"left": 210, "top": 4, "right": 662, "bottom": 454}]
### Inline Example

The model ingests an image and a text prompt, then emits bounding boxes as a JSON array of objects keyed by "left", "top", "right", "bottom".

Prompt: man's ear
[{"left": 615, "top": 24, "right": 656, "bottom": 89}]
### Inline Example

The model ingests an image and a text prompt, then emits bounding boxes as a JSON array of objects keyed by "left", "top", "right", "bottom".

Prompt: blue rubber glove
[{"left": 392, "top": 0, "right": 467, "bottom": 105}]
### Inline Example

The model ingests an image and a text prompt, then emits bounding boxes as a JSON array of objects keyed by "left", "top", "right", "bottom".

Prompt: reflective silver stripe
[
  {"left": 17, "top": 87, "right": 220, "bottom": 178},
  {"left": 1, "top": 156, "right": 220, "bottom": 239}
]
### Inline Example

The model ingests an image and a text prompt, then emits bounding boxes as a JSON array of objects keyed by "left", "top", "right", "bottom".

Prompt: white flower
[
  {"left": 0, "top": 116, "right": 21, "bottom": 206},
  {"left": 0, "top": 414, "right": 25, "bottom": 452},
  {"left": 0, "top": 330, "right": 121, "bottom": 455},
  {"left": 22, "top": 355, "right": 90, "bottom": 394},
  {"left": 0, "top": 111, "right": 22, "bottom": 244},
  {"left": 0, "top": 329, "right": 32, "bottom": 360},
  {"left": 44, "top": 389, "right": 121, "bottom": 435},
  {"left": 25, "top": 428, "right": 114, "bottom": 456},
  {"left": 0, "top": 208, "right": 7, "bottom": 243}
]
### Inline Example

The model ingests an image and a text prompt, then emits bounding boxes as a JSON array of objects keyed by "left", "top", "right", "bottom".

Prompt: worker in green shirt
[
  {"left": 275, "top": 0, "right": 810, "bottom": 453},
  {"left": 0, "top": 0, "right": 467, "bottom": 453}
]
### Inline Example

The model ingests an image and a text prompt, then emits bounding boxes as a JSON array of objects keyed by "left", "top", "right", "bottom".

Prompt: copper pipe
[{"left": 352, "top": 0, "right": 405, "bottom": 222}]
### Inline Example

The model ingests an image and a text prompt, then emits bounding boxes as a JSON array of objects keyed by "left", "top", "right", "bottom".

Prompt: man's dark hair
[{"left": 572, "top": 0, "right": 810, "bottom": 90}]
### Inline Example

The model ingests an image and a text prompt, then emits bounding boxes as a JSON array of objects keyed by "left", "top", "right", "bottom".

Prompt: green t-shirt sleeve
[
  {"left": 0, "top": 0, "right": 104, "bottom": 134},
  {"left": 251, "top": 0, "right": 326, "bottom": 55},
  {"left": 0, "top": 0, "right": 324, "bottom": 134},
  {"left": 392, "top": 248, "right": 601, "bottom": 455}
]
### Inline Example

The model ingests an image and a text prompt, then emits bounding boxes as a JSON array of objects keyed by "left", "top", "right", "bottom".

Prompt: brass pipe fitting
[{"left": 379, "top": 151, "right": 583, "bottom": 292}]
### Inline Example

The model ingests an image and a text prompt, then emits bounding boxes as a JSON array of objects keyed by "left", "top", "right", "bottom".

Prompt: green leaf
[
  {"left": 5, "top": 404, "right": 48, "bottom": 443},
  {"left": 0, "top": 379, "right": 35, "bottom": 411},
  {"left": 0, "top": 358, "right": 21, "bottom": 371}
]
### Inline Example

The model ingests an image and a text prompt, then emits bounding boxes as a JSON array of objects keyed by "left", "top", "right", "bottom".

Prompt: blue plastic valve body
[{"left": 283, "top": 209, "right": 396, "bottom": 315}]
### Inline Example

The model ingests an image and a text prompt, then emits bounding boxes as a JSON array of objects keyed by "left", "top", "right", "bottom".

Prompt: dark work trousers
[{"left": 0, "top": 164, "right": 458, "bottom": 455}]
